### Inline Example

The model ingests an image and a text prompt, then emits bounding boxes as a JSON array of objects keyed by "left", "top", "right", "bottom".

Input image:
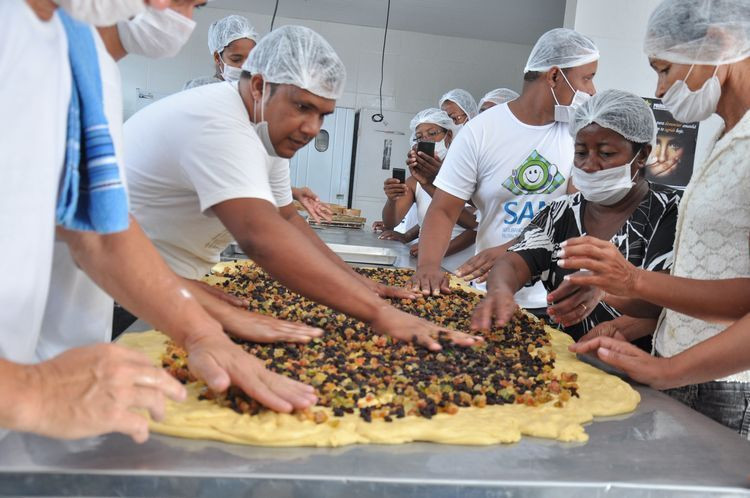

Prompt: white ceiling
[{"left": 208, "top": 0, "right": 568, "bottom": 46}]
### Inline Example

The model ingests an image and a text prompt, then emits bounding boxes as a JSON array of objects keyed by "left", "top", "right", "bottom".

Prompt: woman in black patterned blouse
[{"left": 472, "top": 90, "right": 681, "bottom": 350}]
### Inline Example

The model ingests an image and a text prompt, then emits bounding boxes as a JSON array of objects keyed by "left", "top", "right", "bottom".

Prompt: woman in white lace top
[{"left": 567, "top": 0, "right": 750, "bottom": 436}]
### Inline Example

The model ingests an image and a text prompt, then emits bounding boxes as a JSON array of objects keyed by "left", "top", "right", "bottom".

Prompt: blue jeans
[{"left": 664, "top": 381, "right": 750, "bottom": 438}]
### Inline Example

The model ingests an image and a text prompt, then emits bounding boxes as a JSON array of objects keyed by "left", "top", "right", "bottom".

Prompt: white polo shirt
[
  {"left": 124, "top": 81, "right": 293, "bottom": 279},
  {"left": 433, "top": 103, "right": 574, "bottom": 309}
]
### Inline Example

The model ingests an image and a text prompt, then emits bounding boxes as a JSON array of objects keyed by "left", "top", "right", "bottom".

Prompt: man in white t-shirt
[
  {"left": 125, "top": 25, "right": 481, "bottom": 351},
  {"left": 0, "top": 0, "right": 320, "bottom": 445},
  {"left": 412, "top": 28, "right": 599, "bottom": 318},
  {"left": 38, "top": 1, "right": 315, "bottom": 363}
]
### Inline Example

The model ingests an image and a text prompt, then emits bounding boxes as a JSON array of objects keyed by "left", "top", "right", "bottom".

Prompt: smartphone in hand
[
  {"left": 392, "top": 168, "right": 406, "bottom": 183},
  {"left": 416, "top": 141, "right": 435, "bottom": 158}
]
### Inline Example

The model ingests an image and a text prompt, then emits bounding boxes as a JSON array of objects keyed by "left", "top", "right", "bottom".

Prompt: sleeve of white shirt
[
  {"left": 268, "top": 157, "right": 294, "bottom": 207},
  {"left": 433, "top": 126, "right": 480, "bottom": 202},
  {"left": 180, "top": 122, "right": 277, "bottom": 213}
]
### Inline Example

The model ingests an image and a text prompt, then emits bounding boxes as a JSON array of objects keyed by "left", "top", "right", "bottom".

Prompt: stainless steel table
[
  {"left": 1, "top": 386, "right": 749, "bottom": 497},
  {"left": 292, "top": 226, "right": 468, "bottom": 273},
  {"left": 25, "top": 227, "right": 746, "bottom": 497}
]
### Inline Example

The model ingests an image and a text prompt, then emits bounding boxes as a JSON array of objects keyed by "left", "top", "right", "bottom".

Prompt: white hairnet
[
  {"left": 208, "top": 15, "right": 258, "bottom": 55},
  {"left": 409, "top": 108, "right": 457, "bottom": 139},
  {"left": 439, "top": 89, "right": 478, "bottom": 119},
  {"left": 570, "top": 89, "right": 657, "bottom": 146},
  {"left": 478, "top": 88, "right": 519, "bottom": 109},
  {"left": 243, "top": 25, "right": 346, "bottom": 100},
  {"left": 644, "top": 0, "right": 750, "bottom": 65},
  {"left": 524, "top": 28, "right": 599, "bottom": 73}
]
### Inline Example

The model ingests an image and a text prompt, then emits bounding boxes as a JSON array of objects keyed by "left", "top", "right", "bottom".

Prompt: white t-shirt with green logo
[{"left": 434, "top": 103, "right": 573, "bottom": 309}]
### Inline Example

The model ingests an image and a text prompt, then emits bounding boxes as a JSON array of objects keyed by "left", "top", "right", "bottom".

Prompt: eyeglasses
[{"left": 414, "top": 128, "right": 446, "bottom": 141}]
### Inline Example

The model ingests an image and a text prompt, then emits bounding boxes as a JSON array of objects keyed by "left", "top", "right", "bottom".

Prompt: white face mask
[
  {"left": 56, "top": 0, "right": 145, "bottom": 26},
  {"left": 551, "top": 70, "right": 591, "bottom": 123},
  {"left": 253, "top": 81, "right": 280, "bottom": 157},
  {"left": 572, "top": 152, "right": 640, "bottom": 206},
  {"left": 434, "top": 138, "right": 448, "bottom": 160},
  {"left": 117, "top": 8, "right": 196, "bottom": 59},
  {"left": 221, "top": 56, "right": 243, "bottom": 82},
  {"left": 661, "top": 65, "right": 721, "bottom": 123}
]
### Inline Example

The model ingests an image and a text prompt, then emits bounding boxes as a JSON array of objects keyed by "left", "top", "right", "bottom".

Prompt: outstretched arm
[
  {"left": 471, "top": 252, "right": 532, "bottom": 330},
  {"left": 213, "top": 197, "right": 480, "bottom": 351},
  {"left": 412, "top": 188, "right": 466, "bottom": 295},
  {"left": 59, "top": 219, "right": 316, "bottom": 413},
  {"left": 560, "top": 236, "right": 750, "bottom": 325},
  {"left": 570, "top": 313, "right": 750, "bottom": 390}
]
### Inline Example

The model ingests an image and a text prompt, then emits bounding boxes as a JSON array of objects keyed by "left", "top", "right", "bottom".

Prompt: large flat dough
[{"left": 119, "top": 324, "right": 640, "bottom": 447}]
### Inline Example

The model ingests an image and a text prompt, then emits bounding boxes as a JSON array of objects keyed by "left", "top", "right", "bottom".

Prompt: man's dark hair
[
  {"left": 241, "top": 71, "right": 280, "bottom": 97},
  {"left": 523, "top": 67, "right": 571, "bottom": 82}
]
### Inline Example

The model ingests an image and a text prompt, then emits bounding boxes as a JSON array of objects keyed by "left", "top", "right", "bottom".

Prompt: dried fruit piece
[{"left": 161, "top": 265, "right": 570, "bottom": 422}]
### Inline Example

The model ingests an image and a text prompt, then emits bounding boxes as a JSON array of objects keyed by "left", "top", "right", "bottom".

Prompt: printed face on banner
[{"left": 643, "top": 97, "right": 699, "bottom": 187}]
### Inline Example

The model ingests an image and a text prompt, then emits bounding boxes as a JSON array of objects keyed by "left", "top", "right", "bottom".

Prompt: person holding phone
[{"left": 380, "top": 108, "right": 477, "bottom": 259}]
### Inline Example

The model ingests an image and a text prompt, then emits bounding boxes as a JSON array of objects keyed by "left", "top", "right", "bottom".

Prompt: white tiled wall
[
  {"left": 119, "top": 7, "right": 534, "bottom": 120},
  {"left": 568, "top": 0, "right": 723, "bottom": 169}
]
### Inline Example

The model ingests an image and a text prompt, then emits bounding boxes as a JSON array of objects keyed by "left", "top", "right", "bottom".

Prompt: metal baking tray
[
  {"left": 222, "top": 242, "right": 397, "bottom": 266},
  {"left": 325, "top": 243, "right": 398, "bottom": 266},
  {"left": 309, "top": 220, "right": 365, "bottom": 230}
]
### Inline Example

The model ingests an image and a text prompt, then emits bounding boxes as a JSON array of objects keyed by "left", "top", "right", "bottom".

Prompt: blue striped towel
[{"left": 56, "top": 9, "right": 129, "bottom": 234}]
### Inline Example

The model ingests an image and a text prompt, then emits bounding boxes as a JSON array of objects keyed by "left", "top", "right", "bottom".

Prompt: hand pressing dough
[{"left": 118, "top": 263, "right": 639, "bottom": 446}]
